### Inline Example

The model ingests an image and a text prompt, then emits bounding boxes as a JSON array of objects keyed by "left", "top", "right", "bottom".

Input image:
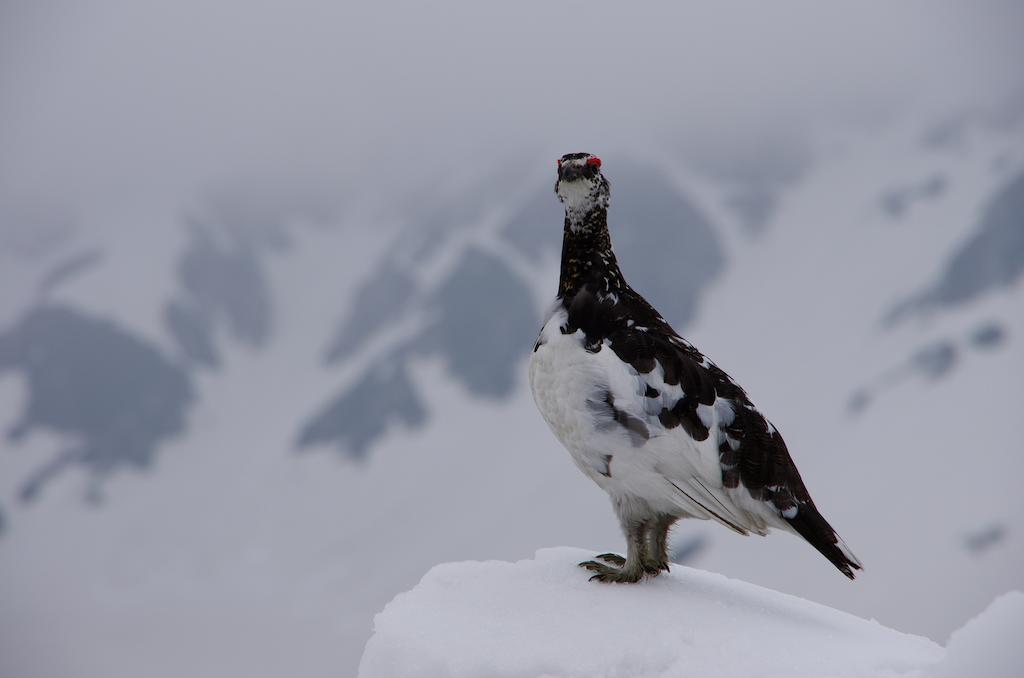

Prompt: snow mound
[
  {"left": 925, "top": 591, "right": 1024, "bottom": 678},
  {"left": 358, "top": 547, "right": 943, "bottom": 678}
]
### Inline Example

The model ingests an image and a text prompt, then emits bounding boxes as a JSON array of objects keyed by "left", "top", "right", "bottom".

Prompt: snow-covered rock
[{"left": 359, "top": 547, "right": 952, "bottom": 678}]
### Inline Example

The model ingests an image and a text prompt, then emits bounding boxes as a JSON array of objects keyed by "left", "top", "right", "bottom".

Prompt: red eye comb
[{"left": 586, "top": 156, "right": 602, "bottom": 168}]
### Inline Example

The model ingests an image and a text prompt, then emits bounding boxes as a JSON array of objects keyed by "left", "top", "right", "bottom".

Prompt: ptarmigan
[{"left": 529, "top": 152, "right": 862, "bottom": 583}]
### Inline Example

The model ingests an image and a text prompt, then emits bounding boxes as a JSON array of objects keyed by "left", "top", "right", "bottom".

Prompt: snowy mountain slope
[
  {"left": 0, "top": 209, "right": 339, "bottom": 501},
  {"left": 1, "top": 215, "right": 403, "bottom": 678},
  {"left": 359, "top": 548, "right": 1023, "bottom": 678},
  {"left": 888, "top": 167, "right": 1024, "bottom": 322},
  {"left": 671, "top": 119, "right": 1024, "bottom": 639},
  {"left": 305, "top": 156, "right": 724, "bottom": 456},
  {"left": 0, "top": 304, "right": 195, "bottom": 502},
  {"left": 0, "top": 117, "right": 1022, "bottom": 678}
]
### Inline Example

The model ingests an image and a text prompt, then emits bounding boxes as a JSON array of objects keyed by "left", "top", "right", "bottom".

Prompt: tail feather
[{"left": 786, "top": 504, "right": 862, "bottom": 580}]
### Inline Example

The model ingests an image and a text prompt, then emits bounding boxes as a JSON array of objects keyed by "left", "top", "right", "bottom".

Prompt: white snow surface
[
  {"left": 359, "top": 547, "right": 947, "bottom": 678},
  {"left": 925, "top": 591, "right": 1024, "bottom": 678}
]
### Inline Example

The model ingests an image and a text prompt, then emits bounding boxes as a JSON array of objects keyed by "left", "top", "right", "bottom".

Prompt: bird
[{"left": 528, "top": 152, "right": 862, "bottom": 583}]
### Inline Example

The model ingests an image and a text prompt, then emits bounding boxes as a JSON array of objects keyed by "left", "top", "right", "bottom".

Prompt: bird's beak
[{"left": 558, "top": 164, "right": 583, "bottom": 182}]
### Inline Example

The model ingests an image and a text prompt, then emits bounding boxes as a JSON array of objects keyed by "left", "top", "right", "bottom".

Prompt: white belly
[{"left": 528, "top": 312, "right": 609, "bottom": 484}]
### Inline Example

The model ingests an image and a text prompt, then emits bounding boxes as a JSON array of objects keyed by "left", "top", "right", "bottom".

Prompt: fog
[
  {"left": 2, "top": 1, "right": 1021, "bottom": 224},
  {"left": 1, "top": 3, "right": 1023, "bottom": 677}
]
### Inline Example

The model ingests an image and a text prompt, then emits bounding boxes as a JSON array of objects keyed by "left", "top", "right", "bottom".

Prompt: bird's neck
[{"left": 558, "top": 206, "right": 625, "bottom": 298}]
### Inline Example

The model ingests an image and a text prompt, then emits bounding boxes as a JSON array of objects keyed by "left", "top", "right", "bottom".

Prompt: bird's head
[{"left": 555, "top": 152, "right": 610, "bottom": 222}]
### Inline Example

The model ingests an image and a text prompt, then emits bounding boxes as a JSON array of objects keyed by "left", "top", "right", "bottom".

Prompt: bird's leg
[
  {"left": 579, "top": 520, "right": 648, "bottom": 583},
  {"left": 644, "top": 514, "right": 677, "bottom": 573}
]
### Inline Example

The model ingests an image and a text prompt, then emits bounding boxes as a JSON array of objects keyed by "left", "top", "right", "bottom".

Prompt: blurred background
[{"left": 1, "top": 1, "right": 1022, "bottom": 676}]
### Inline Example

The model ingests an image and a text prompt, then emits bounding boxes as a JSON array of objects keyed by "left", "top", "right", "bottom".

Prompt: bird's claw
[
  {"left": 578, "top": 560, "right": 613, "bottom": 574},
  {"left": 578, "top": 557, "right": 644, "bottom": 583},
  {"left": 642, "top": 558, "right": 670, "bottom": 574},
  {"left": 595, "top": 553, "right": 626, "bottom": 566}
]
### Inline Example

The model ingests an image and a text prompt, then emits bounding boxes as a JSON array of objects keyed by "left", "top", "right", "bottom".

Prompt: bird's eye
[
  {"left": 557, "top": 158, "right": 563, "bottom": 167},
  {"left": 586, "top": 156, "right": 602, "bottom": 168}
]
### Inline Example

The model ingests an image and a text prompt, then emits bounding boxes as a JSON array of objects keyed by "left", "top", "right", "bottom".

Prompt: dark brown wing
[{"left": 562, "top": 284, "right": 862, "bottom": 579}]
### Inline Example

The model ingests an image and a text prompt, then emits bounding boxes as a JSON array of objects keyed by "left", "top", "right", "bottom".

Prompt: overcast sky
[{"left": 2, "top": 1, "right": 1022, "bottom": 219}]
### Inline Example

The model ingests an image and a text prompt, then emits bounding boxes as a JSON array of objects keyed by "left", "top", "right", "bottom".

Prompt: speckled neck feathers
[{"left": 558, "top": 207, "right": 625, "bottom": 298}]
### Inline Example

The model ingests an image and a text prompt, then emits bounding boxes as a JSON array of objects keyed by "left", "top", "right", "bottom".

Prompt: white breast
[
  {"left": 528, "top": 307, "right": 612, "bottom": 483},
  {"left": 529, "top": 306, "right": 688, "bottom": 507}
]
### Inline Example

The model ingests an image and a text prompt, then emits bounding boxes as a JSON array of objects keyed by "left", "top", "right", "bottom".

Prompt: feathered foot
[
  {"left": 645, "top": 515, "right": 676, "bottom": 574},
  {"left": 577, "top": 522, "right": 657, "bottom": 583},
  {"left": 578, "top": 556, "right": 646, "bottom": 583}
]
